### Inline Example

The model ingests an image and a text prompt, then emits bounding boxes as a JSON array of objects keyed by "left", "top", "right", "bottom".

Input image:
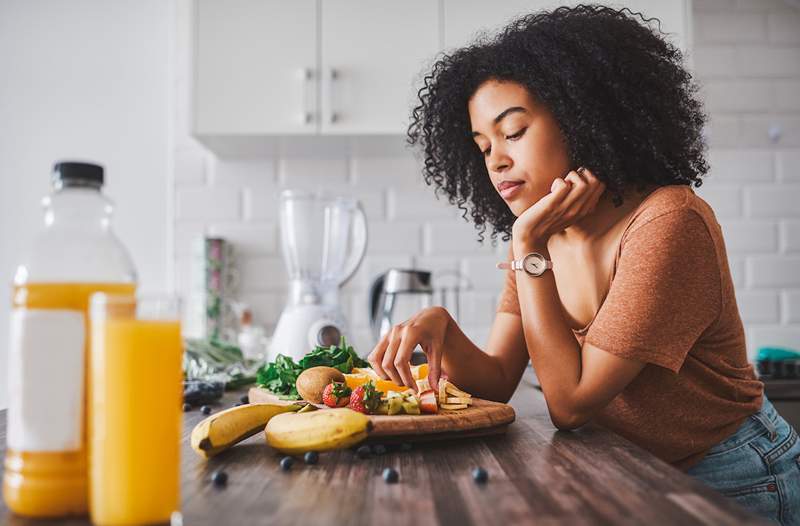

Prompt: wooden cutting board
[{"left": 248, "top": 386, "right": 516, "bottom": 443}]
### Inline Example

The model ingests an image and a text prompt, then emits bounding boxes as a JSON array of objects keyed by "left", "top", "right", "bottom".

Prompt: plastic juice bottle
[{"left": 4, "top": 162, "right": 137, "bottom": 517}]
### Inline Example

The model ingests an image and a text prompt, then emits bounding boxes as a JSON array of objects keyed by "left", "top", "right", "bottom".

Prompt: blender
[{"left": 269, "top": 190, "right": 367, "bottom": 362}]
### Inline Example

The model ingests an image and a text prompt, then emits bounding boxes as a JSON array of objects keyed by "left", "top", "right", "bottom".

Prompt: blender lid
[{"left": 383, "top": 268, "right": 433, "bottom": 294}]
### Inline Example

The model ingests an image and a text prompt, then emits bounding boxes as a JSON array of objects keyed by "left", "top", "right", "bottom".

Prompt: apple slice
[
  {"left": 445, "top": 383, "right": 471, "bottom": 398},
  {"left": 440, "top": 403, "right": 469, "bottom": 410},
  {"left": 416, "top": 377, "right": 431, "bottom": 392},
  {"left": 438, "top": 380, "right": 447, "bottom": 405},
  {"left": 419, "top": 389, "right": 438, "bottom": 414}
]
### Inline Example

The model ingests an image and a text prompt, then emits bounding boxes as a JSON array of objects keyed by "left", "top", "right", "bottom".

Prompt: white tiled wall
[
  {"left": 172, "top": 149, "right": 506, "bottom": 354},
  {"left": 173, "top": 0, "right": 800, "bottom": 359},
  {"left": 692, "top": 0, "right": 800, "bottom": 357}
]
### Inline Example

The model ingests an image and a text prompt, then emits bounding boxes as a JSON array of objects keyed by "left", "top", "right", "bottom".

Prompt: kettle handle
[
  {"left": 338, "top": 202, "right": 368, "bottom": 287},
  {"left": 368, "top": 273, "right": 386, "bottom": 338}
]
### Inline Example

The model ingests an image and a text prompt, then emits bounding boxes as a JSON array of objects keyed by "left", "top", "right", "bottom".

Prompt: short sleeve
[
  {"left": 496, "top": 246, "right": 521, "bottom": 316},
  {"left": 584, "top": 208, "right": 722, "bottom": 373}
]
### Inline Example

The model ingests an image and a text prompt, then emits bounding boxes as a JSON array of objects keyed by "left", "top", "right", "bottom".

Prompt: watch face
[{"left": 524, "top": 253, "right": 546, "bottom": 275}]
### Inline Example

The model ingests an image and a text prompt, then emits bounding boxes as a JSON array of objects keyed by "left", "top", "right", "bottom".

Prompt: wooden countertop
[{"left": 0, "top": 369, "right": 767, "bottom": 526}]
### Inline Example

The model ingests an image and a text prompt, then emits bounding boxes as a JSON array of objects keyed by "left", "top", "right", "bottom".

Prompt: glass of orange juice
[{"left": 88, "top": 293, "right": 183, "bottom": 526}]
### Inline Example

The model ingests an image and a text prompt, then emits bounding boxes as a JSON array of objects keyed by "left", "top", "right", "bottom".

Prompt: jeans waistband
[{"left": 707, "top": 396, "right": 779, "bottom": 455}]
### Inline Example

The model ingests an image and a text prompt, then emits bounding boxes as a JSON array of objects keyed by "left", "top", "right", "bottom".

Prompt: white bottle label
[{"left": 7, "top": 309, "right": 85, "bottom": 451}]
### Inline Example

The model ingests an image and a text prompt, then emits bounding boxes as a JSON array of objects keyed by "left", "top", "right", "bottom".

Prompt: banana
[
  {"left": 265, "top": 407, "right": 372, "bottom": 455},
  {"left": 191, "top": 402, "right": 302, "bottom": 459}
]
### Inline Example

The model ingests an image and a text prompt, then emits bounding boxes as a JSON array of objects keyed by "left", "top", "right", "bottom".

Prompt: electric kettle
[{"left": 369, "top": 269, "right": 433, "bottom": 342}]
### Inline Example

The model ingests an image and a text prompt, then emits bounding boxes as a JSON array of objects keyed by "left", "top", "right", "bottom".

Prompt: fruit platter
[{"left": 190, "top": 339, "right": 515, "bottom": 460}]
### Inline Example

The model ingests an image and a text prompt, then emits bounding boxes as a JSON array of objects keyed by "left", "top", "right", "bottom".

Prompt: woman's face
[{"left": 468, "top": 80, "right": 571, "bottom": 217}]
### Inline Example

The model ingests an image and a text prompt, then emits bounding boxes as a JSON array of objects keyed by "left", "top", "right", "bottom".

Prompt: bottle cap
[{"left": 52, "top": 161, "right": 104, "bottom": 190}]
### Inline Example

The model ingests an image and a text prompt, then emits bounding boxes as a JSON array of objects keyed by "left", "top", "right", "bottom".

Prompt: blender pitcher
[{"left": 269, "top": 190, "right": 367, "bottom": 362}]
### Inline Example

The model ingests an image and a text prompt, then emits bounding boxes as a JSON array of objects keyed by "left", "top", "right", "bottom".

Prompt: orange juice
[
  {"left": 89, "top": 313, "right": 182, "bottom": 525},
  {"left": 4, "top": 282, "right": 136, "bottom": 518}
]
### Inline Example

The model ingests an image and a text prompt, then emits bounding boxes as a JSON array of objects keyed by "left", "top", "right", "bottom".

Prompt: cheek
[{"left": 518, "top": 136, "right": 569, "bottom": 193}]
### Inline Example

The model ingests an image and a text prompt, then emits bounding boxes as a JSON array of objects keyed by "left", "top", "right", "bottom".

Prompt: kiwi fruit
[{"left": 295, "top": 366, "right": 346, "bottom": 404}]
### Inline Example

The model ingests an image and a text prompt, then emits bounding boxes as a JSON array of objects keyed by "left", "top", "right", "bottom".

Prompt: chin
[{"left": 508, "top": 198, "right": 533, "bottom": 217}]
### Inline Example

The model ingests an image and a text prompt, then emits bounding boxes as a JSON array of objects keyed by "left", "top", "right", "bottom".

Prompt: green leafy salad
[{"left": 256, "top": 337, "right": 368, "bottom": 400}]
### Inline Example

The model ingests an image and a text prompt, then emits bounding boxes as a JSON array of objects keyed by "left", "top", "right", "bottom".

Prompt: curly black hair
[{"left": 408, "top": 4, "right": 708, "bottom": 242}]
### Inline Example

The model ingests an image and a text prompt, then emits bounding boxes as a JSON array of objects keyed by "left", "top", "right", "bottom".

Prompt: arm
[
  {"left": 440, "top": 311, "right": 529, "bottom": 403},
  {"left": 512, "top": 243, "right": 645, "bottom": 429},
  {"left": 511, "top": 168, "right": 645, "bottom": 430}
]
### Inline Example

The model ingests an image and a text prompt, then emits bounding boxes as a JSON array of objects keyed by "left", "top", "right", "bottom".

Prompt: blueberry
[
  {"left": 373, "top": 444, "right": 387, "bottom": 455},
  {"left": 400, "top": 442, "right": 412, "bottom": 452},
  {"left": 280, "top": 456, "right": 294, "bottom": 471},
  {"left": 182, "top": 403, "right": 192, "bottom": 412},
  {"left": 382, "top": 467, "right": 399, "bottom": 484},
  {"left": 239, "top": 394, "right": 249, "bottom": 404},
  {"left": 472, "top": 467, "right": 488, "bottom": 484},
  {"left": 234, "top": 402, "right": 244, "bottom": 407},
  {"left": 200, "top": 405, "right": 212, "bottom": 415},
  {"left": 211, "top": 470, "right": 228, "bottom": 487},
  {"left": 355, "top": 445, "right": 371, "bottom": 459},
  {"left": 303, "top": 451, "right": 319, "bottom": 465}
]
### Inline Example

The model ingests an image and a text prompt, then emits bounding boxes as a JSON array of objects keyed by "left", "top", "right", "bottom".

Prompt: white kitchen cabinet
[
  {"left": 443, "top": 0, "right": 689, "bottom": 52},
  {"left": 192, "top": 0, "right": 690, "bottom": 152},
  {"left": 319, "top": 0, "right": 440, "bottom": 134},
  {"left": 194, "top": 0, "right": 318, "bottom": 135}
]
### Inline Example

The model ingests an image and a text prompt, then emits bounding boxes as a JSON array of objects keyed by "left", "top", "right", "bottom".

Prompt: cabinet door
[
  {"left": 443, "top": 0, "right": 688, "bottom": 52},
  {"left": 194, "top": 0, "right": 318, "bottom": 135},
  {"left": 320, "top": 0, "right": 440, "bottom": 134}
]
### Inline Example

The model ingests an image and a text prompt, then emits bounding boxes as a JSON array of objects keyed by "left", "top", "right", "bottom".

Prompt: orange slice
[{"left": 343, "top": 372, "right": 408, "bottom": 394}]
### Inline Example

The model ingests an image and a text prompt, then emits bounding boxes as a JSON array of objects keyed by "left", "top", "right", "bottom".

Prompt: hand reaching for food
[{"left": 367, "top": 305, "right": 452, "bottom": 392}]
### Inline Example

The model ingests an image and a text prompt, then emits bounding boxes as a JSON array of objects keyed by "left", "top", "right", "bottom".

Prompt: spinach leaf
[{"left": 256, "top": 336, "right": 368, "bottom": 399}]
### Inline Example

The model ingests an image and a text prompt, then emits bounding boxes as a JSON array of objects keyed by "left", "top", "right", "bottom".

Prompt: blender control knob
[{"left": 316, "top": 325, "right": 341, "bottom": 347}]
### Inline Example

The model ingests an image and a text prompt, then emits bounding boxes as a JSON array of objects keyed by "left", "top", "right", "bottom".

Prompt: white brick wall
[
  {"left": 694, "top": 0, "right": 800, "bottom": 359},
  {"left": 172, "top": 0, "right": 800, "bottom": 359}
]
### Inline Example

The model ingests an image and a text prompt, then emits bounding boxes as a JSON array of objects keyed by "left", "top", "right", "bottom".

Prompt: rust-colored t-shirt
[{"left": 497, "top": 184, "right": 763, "bottom": 470}]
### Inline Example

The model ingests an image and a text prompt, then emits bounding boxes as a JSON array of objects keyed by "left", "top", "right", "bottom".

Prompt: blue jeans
[{"left": 687, "top": 396, "right": 800, "bottom": 525}]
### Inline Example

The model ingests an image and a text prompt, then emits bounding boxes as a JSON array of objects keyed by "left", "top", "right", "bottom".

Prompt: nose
[{"left": 486, "top": 145, "right": 512, "bottom": 174}]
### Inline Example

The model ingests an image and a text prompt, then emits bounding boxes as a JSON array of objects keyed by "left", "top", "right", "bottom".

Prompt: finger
[
  {"left": 546, "top": 176, "right": 573, "bottom": 207},
  {"left": 425, "top": 341, "right": 443, "bottom": 392},
  {"left": 554, "top": 171, "right": 591, "bottom": 225},
  {"left": 381, "top": 326, "right": 406, "bottom": 387},
  {"left": 579, "top": 168, "right": 606, "bottom": 213},
  {"left": 368, "top": 332, "right": 390, "bottom": 379},
  {"left": 394, "top": 331, "right": 418, "bottom": 392},
  {"left": 562, "top": 169, "right": 590, "bottom": 206}
]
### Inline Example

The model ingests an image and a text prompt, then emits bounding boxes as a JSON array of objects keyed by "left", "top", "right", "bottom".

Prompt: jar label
[{"left": 7, "top": 309, "right": 85, "bottom": 451}]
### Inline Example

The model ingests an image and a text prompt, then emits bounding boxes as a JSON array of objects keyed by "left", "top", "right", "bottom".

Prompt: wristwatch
[{"left": 496, "top": 252, "right": 553, "bottom": 277}]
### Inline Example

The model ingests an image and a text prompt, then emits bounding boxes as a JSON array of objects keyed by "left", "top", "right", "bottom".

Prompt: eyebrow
[{"left": 471, "top": 106, "right": 527, "bottom": 137}]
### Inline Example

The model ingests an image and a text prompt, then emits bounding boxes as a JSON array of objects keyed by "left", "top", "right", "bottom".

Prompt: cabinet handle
[
  {"left": 328, "top": 68, "right": 339, "bottom": 124},
  {"left": 300, "top": 67, "right": 314, "bottom": 125}
]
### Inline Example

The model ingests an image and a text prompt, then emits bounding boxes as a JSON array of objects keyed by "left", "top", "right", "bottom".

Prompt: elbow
[
  {"left": 548, "top": 407, "right": 590, "bottom": 431},
  {"left": 551, "top": 416, "right": 582, "bottom": 431}
]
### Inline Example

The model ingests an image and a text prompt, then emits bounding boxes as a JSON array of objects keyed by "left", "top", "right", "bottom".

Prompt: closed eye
[
  {"left": 478, "top": 127, "right": 527, "bottom": 157},
  {"left": 506, "top": 128, "right": 527, "bottom": 141}
]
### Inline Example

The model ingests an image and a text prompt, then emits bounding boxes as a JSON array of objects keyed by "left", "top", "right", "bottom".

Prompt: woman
[{"left": 368, "top": 5, "right": 800, "bottom": 524}]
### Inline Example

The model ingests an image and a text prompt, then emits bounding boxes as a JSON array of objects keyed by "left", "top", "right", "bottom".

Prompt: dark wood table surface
[{"left": 0, "top": 369, "right": 767, "bottom": 526}]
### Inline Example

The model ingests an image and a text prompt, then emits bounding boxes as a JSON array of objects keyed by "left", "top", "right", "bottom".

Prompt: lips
[{"left": 497, "top": 180, "right": 524, "bottom": 199}]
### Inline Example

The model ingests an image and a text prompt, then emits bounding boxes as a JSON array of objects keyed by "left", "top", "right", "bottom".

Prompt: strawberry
[
  {"left": 322, "top": 381, "right": 351, "bottom": 408},
  {"left": 348, "top": 381, "right": 383, "bottom": 414}
]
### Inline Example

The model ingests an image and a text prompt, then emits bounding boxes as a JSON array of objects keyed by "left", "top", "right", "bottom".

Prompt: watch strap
[{"left": 495, "top": 253, "right": 553, "bottom": 272}]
